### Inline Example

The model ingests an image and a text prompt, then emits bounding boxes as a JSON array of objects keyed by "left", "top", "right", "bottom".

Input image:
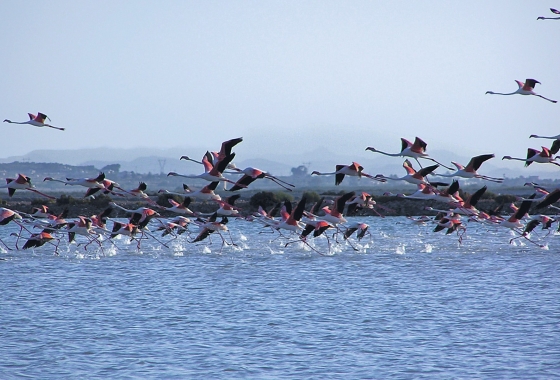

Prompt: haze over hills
[{"left": 1, "top": 145, "right": 560, "bottom": 180}]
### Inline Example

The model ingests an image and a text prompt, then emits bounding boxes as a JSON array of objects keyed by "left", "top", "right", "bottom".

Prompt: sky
[{"left": 1, "top": 1, "right": 559, "bottom": 174}]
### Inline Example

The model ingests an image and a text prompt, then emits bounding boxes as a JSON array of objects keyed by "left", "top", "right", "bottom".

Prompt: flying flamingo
[
  {"left": 168, "top": 152, "right": 241, "bottom": 187},
  {"left": 163, "top": 197, "right": 197, "bottom": 216},
  {"left": 437, "top": 154, "right": 503, "bottom": 183},
  {"left": 375, "top": 160, "right": 439, "bottom": 185},
  {"left": 3, "top": 112, "right": 65, "bottom": 131},
  {"left": 180, "top": 137, "right": 243, "bottom": 169},
  {"left": 65, "top": 216, "right": 104, "bottom": 250},
  {"left": 502, "top": 146, "right": 560, "bottom": 167},
  {"left": 535, "top": 189, "right": 560, "bottom": 210},
  {"left": 44, "top": 172, "right": 106, "bottom": 189},
  {"left": 1, "top": 173, "right": 55, "bottom": 199},
  {"left": 485, "top": 79, "right": 557, "bottom": 103},
  {"left": 21, "top": 231, "right": 58, "bottom": 251},
  {"left": 228, "top": 167, "right": 295, "bottom": 191},
  {"left": 366, "top": 137, "right": 454, "bottom": 170},
  {"left": 529, "top": 136, "right": 560, "bottom": 155},
  {"left": 159, "top": 182, "right": 221, "bottom": 201},
  {"left": 529, "top": 133, "right": 560, "bottom": 140},
  {"left": 276, "top": 196, "right": 308, "bottom": 234},
  {"left": 537, "top": 8, "right": 560, "bottom": 20},
  {"left": 190, "top": 213, "right": 235, "bottom": 251},
  {"left": 311, "top": 162, "right": 386, "bottom": 185},
  {"left": 0, "top": 207, "right": 23, "bottom": 250},
  {"left": 384, "top": 183, "right": 438, "bottom": 201},
  {"left": 84, "top": 178, "right": 126, "bottom": 198},
  {"left": 320, "top": 191, "right": 355, "bottom": 226}
]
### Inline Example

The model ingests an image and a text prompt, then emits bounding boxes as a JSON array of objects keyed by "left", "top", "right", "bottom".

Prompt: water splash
[
  {"left": 396, "top": 244, "right": 406, "bottom": 255},
  {"left": 422, "top": 244, "right": 433, "bottom": 253}
]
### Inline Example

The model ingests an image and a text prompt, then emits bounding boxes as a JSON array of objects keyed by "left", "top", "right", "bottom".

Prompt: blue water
[{"left": 1, "top": 217, "right": 559, "bottom": 379}]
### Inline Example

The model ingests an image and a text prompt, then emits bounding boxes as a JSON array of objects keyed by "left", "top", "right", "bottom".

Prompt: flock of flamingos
[{"left": 1, "top": 7, "right": 559, "bottom": 255}]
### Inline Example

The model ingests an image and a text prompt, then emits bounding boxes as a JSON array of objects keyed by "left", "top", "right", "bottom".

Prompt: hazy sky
[{"left": 1, "top": 1, "right": 558, "bottom": 169}]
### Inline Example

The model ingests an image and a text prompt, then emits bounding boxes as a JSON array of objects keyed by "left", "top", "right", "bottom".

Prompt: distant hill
[{"left": 2, "top": 146, "right": 560, "bottom": 179}]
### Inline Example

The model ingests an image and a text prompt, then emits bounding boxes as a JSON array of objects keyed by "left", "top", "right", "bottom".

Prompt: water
[{"left": 1, "top": 217, "right": 559, "bottom": 379}]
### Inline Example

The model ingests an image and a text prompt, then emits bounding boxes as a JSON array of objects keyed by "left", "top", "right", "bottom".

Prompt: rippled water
[{"left": 1, "top": 217, "right": 559, "bottom": 379}]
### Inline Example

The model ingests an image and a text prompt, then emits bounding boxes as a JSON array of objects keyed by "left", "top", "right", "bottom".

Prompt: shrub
[
  {"left": 302, "top": 191, "right": 321, "bottom": 204},
  {"left": 250, "top": 191, "right": 278, "bottom": 209}
]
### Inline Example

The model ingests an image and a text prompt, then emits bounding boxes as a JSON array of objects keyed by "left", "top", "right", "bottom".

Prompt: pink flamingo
[
  {"left": 502, "top": 146, "right": 560, "bottom": 167},
  {"left": 3, "top": 112, "right": 65, "bottom": 131},
  {"left": 486, "top": 79, "right": 557, "bottom": 103},
  {"left": 366, "top": 137, "right": 453, "bottom": 170},
  {"left": 2, "top": 173, "right": 55, "bottom": 199},
  {"left": 311, "top": 162, "right": 386, "bottom": 185},
  {"left": 437, "top": 154, "right": 503, "bottom": 183},
  {"left": 375, "top": 160, "right": 439, "bottom": 185}
]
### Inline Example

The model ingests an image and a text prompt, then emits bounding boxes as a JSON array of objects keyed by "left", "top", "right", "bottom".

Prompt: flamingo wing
[
  {"left": 412, "top": 137, "right": 428, "bottom": 153},
  {"left": 523, "top": 79, "right": 540, "bottom": 91},
  {"left": 416, "top": 164, "right": 439, "bottom": 177},
  {"left": 218, "top": 137, "right": 243, "bottom": 161},
  {"left": 467, "top": 154, "right": 495, "bottom": 171},
  {"left": 400, "top": 138, "right": 413, "bottom": 153}
]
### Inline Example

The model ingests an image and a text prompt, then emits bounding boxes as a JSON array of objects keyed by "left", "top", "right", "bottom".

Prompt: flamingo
[
  {"left": 384, "top": 183, "right": 438, "bottom": 201},
  {"left": 311, "top": 162, "right": 386, "bottom": 185},
  {"left": 431, "top": 180, "right": 462, "bottom": 204},
  {"left": 486, "top": 79, "right": 557, "bottom": 103},
  {"left": 190, "top": 213, "right": 234, "bottom": 250},
  {"left": 214, "top": 194, "right": 242, "bottom": 217},
  {"left": 84, "top": 178, "right": 125, "bottom": 198},
  {"left": 2, "top": 173, "right": 55, "bottom": 199},
  {"left": 529, "top": 133, "right": 560, "bottom": 140},
  {"left": 498, "top": 194, "right": 535, "bottom": 230},
  {"left": 3, "top": 112, "right": 65, "bottom": 131},
  {"left": 343, "top": 222, "right": 369, "bottom": 241},
  {"left": 180, "top": 137, "right": 243, "bottom": 169},
  {"left": 437, "top": 154, "right": 503, "bottom": 183},
  {"left": 0, "top": 207, "right": 23, "bottom": 250},
  {"left": 65, "top": 216, "right": 104, "bottom": 250},
  {"left": 159, "top": 182, "right": 221, "bottom": 201},
  {"left": 433, "top": 212, "right": 464, "bottom": 236},
  {"left": 320, "top": 191, "right": 355, "bottom": 226},
  {"left": 537, "top": 8, "right": 560, "bottom": 20},
  {"left": 502, "top": 146, "right": 560, "bottom": 167},
  {"left": 535, "top": 189, "right": 560, "bottom": 210},
  {"left": 428, "top": 185, "right": 487, "bottom": 217},
  {"left": 168, "top": 152, "right": 241, "bottom": 187},
  {"left": 345, "top": 192, "right": 376, "bottom": 215},
  {"left": 366, "top": 137, "right": 454, "bottom": 170},
  {"left": 110, "top": 222, "right": 139, "bottom": 240},
  {"left": 163, "top": 197, "right": 197, "bottom": 216},
  {"left": 109, "top": 202, "right": 161, "bottom": 229},
  {"left": 375, "top": 160, "right": 439, "bottom": 185},
  {"left": 276, "top": 196, "right": 308, "bottom": 233},
  {"left": 228, "top": 167, "right": 295, "bottom": 191},
  {"left": 22, "top": 231, "right": 58, "bottom": 251},
  {"left": 44, "top": 172, "right": 106, "bottom": 189},
  {"left": 528, "top": 136, "right": 560, "bottom": 156}
]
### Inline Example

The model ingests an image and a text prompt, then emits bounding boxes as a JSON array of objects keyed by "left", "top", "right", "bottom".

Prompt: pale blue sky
[{"left": 1, "top": 1, "right": 558, "bottom": 171}]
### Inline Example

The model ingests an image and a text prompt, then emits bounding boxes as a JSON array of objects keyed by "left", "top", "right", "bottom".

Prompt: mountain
[{"left": 1, "top": 146, "right": 560, "bottom": 179}]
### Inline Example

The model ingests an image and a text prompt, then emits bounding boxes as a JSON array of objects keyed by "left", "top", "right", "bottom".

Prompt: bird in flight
[
  {"left": 4, "top": 112, "right": 65, "bottom": 130},
  {"left": 486, "top": 79, "right": 557, "bottom": 103}
]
